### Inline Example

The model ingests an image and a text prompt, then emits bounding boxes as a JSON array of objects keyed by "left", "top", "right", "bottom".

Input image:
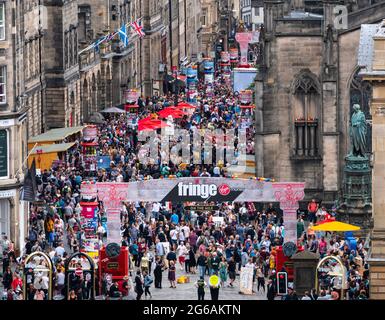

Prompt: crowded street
[{"left": 0, "top": 0, "right": 381, "bottom": 306}]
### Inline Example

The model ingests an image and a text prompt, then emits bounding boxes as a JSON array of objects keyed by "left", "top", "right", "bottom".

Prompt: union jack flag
[{"left": 130, "top": 19, "right": 145, "bottom": 38}]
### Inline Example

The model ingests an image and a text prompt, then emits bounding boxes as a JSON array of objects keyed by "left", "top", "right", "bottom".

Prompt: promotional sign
[
  {"left": 95, "top": 178, "right": 275, "bottom": 203},
  {"left": 106, "top": 209, "right": 121, "bottom": 244},
  {"left": 240, "top": 266, "right": 254, "bottom": 295},
  {"left": 235, "top": 32, "right": 253, "bottom": 65},
  {"left": 82, "top": 238, "right": 101, "bottom": 260},
  {"left": 186, "top": 67, "right": 198, "bottom": 86},
  {"left": 205, "top": 74, "right": 214, "bottom": 84},
  {"left": 125, "top": 89, "right": 139, "bottom": 104},
  {"left": 239, "top": 90, "right": 253, "bottom": 105},
  {"left": 83, "top": 126, "right": 98, "bottom": 142},
  {"left": 220, "top": 51, "right": 230, "bottom": 64},
  {"left": 212, "top": 216, "right": 224, "bottom": 227},
  {"left": 230, "top": 48, "right": 238, "bottom": 60},
  {"left": 232, "top": 68, "right": 257, "bottom": 92},
  {"left": 203, "top": 60, "right": 215, "bottom": 74}
]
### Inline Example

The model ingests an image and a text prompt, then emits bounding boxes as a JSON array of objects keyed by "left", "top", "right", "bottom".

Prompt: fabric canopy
[
  {"left": 177, "top": 102, "right": 196, "bottom": 109},
  {"left": 138, "top": 119, "right": 169, "bottom": 131},
  {"left": 157, "top": 107, "right": 187, "bottom": 119},
  {"left": 310, "top": 221, "right": 360, "bottom": 232},
  {"left": 101, "top": 107, "right": 126, "bottom": 113}
]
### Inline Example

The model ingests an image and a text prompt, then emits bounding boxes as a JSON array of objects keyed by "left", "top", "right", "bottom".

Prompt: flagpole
[{"left": 15, "top": 143, "right": 38, "bottom": 177}]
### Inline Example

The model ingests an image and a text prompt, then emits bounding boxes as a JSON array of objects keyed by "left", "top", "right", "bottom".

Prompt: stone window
[
  {"left": 0, "top": 65, "right": 6, "bottom": 104},
  {"left": 292, "top": 71, "right": 320, "bottom": 158},
  {"left": 0, "top": 3, "right": 5, "bottom": 40},
  {"left": 29, "top": 41, "right": 34, "bottom": 77},
  {"left": 65, "top": 32, "right": 69, "bottom": 68}
]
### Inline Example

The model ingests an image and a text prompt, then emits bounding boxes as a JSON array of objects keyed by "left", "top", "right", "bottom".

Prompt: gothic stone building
[{"left": 257, "top": 0, "right": 385, "bottom": 220}]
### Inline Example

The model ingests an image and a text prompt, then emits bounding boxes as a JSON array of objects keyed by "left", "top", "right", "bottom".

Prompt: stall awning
[
  {"left": 29, "top": 126, "right": 85, "bottom": 143},
  {"left": 30, "top": 142, "right": 76, "bottom": 155}
]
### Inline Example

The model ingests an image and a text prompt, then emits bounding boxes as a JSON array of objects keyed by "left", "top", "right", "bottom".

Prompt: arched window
[
  {"left": 349, "top": 69, "right": 372, "bottom": 153},
  {"left": 292, "top": 70, "right": 321, "bottom": 158}
]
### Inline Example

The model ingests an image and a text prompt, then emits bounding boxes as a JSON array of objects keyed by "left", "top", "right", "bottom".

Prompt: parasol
[
  {"left": 177, "top": 102, "right": 196, "bottom": 109},
  {"left": 157, "top": 107, "right": 187, "bottom": 119},
  {"left": 310, "top": 221, "right": 360, "bottom": 232},
  {"left": 100, "top": 107, "right": 126, "bottom": 113}
]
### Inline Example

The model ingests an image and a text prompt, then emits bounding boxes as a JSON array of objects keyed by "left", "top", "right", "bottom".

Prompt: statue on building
[{"left": 348, "top": 104, "right": 368, "bottom": 158}]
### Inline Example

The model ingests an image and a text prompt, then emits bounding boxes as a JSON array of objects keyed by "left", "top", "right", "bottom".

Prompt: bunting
[{"left": 79, "top": 18, "right": 145, "bottom": 55}]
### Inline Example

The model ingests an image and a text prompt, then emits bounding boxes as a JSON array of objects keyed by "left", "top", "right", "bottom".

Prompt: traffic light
[{"left": 277, "top": 272, "right": 288, "bottom": 295}]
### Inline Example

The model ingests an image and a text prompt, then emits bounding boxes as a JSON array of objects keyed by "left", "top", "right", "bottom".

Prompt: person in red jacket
[
  {"left": 11, "top": 273, "right": 23, "bottom": 292},
  {"left": 307, "top": 199, "right": 319, "bottom": 224}
]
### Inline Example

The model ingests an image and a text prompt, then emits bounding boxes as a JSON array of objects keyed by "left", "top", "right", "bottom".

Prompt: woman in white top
[{"left": 176, "top": 242, "right": 188, "bottom": 271}]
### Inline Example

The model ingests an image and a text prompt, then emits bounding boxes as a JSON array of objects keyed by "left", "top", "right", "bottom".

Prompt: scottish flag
[{"left": 118, "top": 24, "right": 129, "bottom": 47}]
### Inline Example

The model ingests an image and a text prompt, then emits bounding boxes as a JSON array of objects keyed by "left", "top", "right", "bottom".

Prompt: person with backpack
[
  {"left": 143, "top": 271, "right": 153, "bottom": 298},
  {"left": 195, "top": 276, "right": 207, "bottom": 300}
]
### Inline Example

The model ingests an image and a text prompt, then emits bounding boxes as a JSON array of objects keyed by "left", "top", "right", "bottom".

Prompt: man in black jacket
[{"left": 266, "top": 279, "right": 276, "bottom": 301}]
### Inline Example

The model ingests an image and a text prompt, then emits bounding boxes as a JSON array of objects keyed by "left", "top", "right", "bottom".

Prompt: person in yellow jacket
[{"left": 45, "top": 216, "right": 55, "bottom": 246}]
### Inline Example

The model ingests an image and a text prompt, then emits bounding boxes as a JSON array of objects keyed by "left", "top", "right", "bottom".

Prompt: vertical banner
[
  {"left": 240, "top": 266, "right": 254, "bottom": 295},
  {"left": 96, "top": 183, "right": 128, "bottom": 244},
  {"left": 235, "top": 32, "right": 253, "bottom": 66},
  {"left": 106, "top": 209, "right": 122, "bottom": 244},
  {"left": 272, "top": 183, "right": 305, "bottom": 244}
]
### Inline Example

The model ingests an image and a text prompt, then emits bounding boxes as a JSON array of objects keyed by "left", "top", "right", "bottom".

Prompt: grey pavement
[{"left": 130, "top": 264, "right": 267, "bottom": 301}]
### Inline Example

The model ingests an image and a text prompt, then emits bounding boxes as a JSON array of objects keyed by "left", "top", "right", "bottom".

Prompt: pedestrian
[
  {"left": 266, "top": 279, "right": 276, "bottom": 301},
  {"left": 209, "top": 279, "right": 220, "bottom": 300},
  {"left": 195, "top": 276, "right": 207, "bottom": 300},
  {"left": 143, "top": 271, "right": 153, "bottom": 298},
  {"left": 197, "top": 252, "right": 207, "bottom": 279},
  {"left": 2, "top": 266, "right": 13, "bottom": 291},
  {"left": 168, "top": 261, "right": 176, "bottom": 288},
  {"left": 219, "top": 256, "right": 228, "bottom": 287},
  {"left": 176, "top": 241, "right": 188, "bottom": 271},
  {"left": 256, "top": 265, "right": 265, "bottom": 292},
  {"left": 189, "top": 245, "right": 197, "bottom": 274},
  {"left": 134, "top": 270, "right": 144, "bottom": 300},
  {"left": 227, "top": 256, "right": 236, "bottom": 287},
  {"left": 154, "top": 257, "right": 164, "bottom": 289}
]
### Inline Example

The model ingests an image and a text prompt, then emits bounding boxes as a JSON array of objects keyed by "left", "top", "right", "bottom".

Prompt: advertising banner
[
  {"left": 125, "top": 89, "right": 139, "bottom": 104},
  {"left": 240, "top": 266, "right": 254, "bottom": 295},
  {"left": 83, "top": 126, "right": 98, "bottom": 142},
  {"left": 106, "top": 208, "right": 121, "bottom": 244},
  {"left": 235, "top": 32, "right": 253, "bottom": 65},
  {"left": 239, "top": 90, "right": 253, "bottom": 105},
  {"left": 203, "top": 60, "right": 215, "bottom": 74},
  {"left": 221, "top": 51, "right": 230, "bottom": 64},
  {"left": 186, "top": 67, "right": 198, "bottom": 86},
  {"left": 96, "top": 178, "right": 275, "bottom": 203},
  {"left": 230, "top": 48, "right": 239, "bottom": 61},
  {"left": 212, "top": 217, "right": 224, "bottom": 228}
]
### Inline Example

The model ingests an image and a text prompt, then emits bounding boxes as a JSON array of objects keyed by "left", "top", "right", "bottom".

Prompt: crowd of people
[{"left": 0, "top": 68, "right": 370, "bottom": 301}]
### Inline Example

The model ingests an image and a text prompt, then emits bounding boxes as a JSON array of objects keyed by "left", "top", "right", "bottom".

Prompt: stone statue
[{"left": 349, "top": 104, "right": 367, "bottom": 158}]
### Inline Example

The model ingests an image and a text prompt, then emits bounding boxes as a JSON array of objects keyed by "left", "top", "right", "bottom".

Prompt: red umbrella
[
  {"left": 157, "top": 107, "right": 187, "bottom": 119},
  {"left": 138, "top": 119, "right": 169, "bottom": 131},
  {"left": 177, "top": 102, "right": 196, "bottom": 109},
  {"left": 316, "top": 217, "right": 336, "bottom": 225}
]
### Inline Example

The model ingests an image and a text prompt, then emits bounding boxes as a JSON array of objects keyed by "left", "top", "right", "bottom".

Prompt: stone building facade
[
  {"left": 257, "top": 0, "right": 385, "bottom": 217},
  {"left": 0, "top": 0, "right": 29, "bottom": 252},
  {"left": 201, "top": 0, "right": 219, "bottom": 57}
]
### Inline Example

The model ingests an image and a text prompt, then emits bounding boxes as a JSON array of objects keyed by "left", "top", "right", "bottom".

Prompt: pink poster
[
  {"left": 235, "top": 32, "right": 253, "bottom": 65},
  {"left": 125, "top": 90, "right": 139, "bottom": 104}
]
